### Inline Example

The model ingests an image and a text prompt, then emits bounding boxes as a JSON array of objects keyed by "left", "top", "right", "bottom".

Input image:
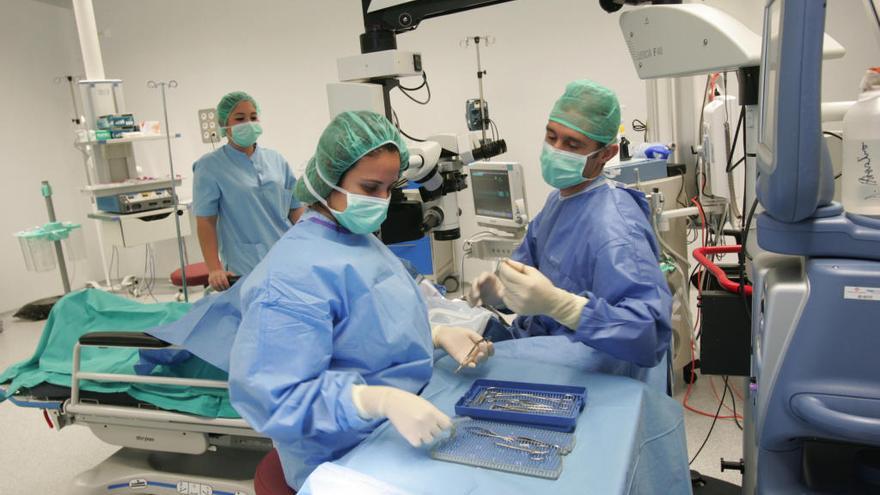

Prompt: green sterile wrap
[{"left": 0, "top": 289, "right": 239, "bottom": 418}]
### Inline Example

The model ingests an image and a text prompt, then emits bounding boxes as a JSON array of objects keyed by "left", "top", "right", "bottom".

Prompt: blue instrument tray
[{"left": 455, "top": 379, "right": 586, "bottom": 432}]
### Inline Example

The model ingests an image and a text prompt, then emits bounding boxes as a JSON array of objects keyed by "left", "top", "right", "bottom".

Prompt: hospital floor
[{"left": 0, "top": 283, "right": 744, "bottom": 494}]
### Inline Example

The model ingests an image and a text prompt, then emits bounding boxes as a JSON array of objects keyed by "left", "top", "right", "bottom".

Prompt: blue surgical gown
[
  {"left": 192, "top": 144, "right": 301, "bottom": 275},
  {"left": 509, "top": 177, "right": 672, "bottom": 385},
  {"left": 228, "top": 211, "right": 434, "bottom": 490}
]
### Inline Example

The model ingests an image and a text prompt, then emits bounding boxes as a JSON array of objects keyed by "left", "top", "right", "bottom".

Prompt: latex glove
[
  {"left": 466, "top": 271, "right": 505, "bottom": 308},
  {"left": 351, "top": 385, "right": 452, "bottom": 447},
  {"left": 208, "top": 269, "right": 236, "bottom": 291},
  {"left": 497, "top": 259, "right": 588, "bottom": 330},
  {"left": 432, "top": 325, "right": 494, "bottom": 369}
]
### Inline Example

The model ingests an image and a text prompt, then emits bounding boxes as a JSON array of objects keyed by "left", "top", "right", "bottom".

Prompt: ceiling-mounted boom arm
[
  {"left": 358, "top": 0, "right": 679, "bottom": 53},
  {"left": 359, "top": 0, "right": 516, "bottom": 52},
  {"left": 362, "top": 0, "right": 516, "bottom": 33}
]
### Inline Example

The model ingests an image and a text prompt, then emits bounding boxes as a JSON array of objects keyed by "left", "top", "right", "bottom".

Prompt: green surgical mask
[
  {"left": 302, "top": 167, "right": 390, "bottom": 235},
  {"left": 229, "top": 122, "right": 263, "bottom": 147},
  {"left": 540, "top": 142, "right": 603, "bottom": 189}
]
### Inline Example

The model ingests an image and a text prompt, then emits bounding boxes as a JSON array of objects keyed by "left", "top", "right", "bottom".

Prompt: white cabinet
[{"left": 89, "top": 205, "right": 191, "bottom": 249}]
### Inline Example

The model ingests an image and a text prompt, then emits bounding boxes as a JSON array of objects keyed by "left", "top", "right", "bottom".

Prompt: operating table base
[{"left": 68, "top": 447, "right": 265, "bottom": 495}]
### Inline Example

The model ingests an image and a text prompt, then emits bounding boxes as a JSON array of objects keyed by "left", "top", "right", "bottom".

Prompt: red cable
[
  {"left": 693, "top": 246, "right": 753, "bottom": 296},
  {"left": 42, "top": 409, "right": 53, "bottom": 429},
  {"left": 690, "top": 195, "right": 750, "bottom": 408},
  {"left": 681, "top": 198, "right": 741, "bottom": 420},
  {"left": 683, "top": 319, "right": 741, "bottom": 419},
  {"left": 709, "top": 376, "right": 743, "bottom": 420},
  {"left": 730, "top": 382, "right": 745, "bottom": 401},
  {"left": 708, "top": 73, "right": 720, "bottom": 102},
  {"left": 692, "top": 197, "right": 707, "bottom": 296},
  {"left": 683, "top": 317, "right": 741, "bottom": 419},
  {"left": 692, "top": 196, "right": 708, "bottom": 248}
]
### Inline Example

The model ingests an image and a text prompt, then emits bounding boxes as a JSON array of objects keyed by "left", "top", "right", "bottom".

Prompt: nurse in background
[{"left": 193, "top": 91, "right": 304, "bottom": 291}]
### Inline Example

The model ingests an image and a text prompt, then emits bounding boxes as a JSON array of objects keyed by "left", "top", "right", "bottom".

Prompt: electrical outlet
[{"left": 198, "top": 108, "right": 221, "bottom": 144}]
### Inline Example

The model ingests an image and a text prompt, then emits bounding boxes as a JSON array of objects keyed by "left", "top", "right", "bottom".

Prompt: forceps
[
  {"left": 495, "top": 442, "right": 549, "bottom": 462},
  {"left": 454, "top": 338, "right": 492, "bottom": 374},
  {"left": 464, "top": 426, "right": 550, "bottom": 461},
  {"left": 485, "top": 388, "right": 576, "bottom": 404},
  {"left": 465, "top": 426, "right": 570, "bottom": 455}
]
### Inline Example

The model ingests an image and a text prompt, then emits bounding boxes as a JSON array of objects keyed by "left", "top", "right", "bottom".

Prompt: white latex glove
[
  {"left": 497, "top": 259, "right": 588, "bottom": 330},
  {"left": 351, "top": 385, "right": 452, "bottom": 447},
  {"left": 432, "top": 325, "right": 494, "bottom": 369},
  {"left": 466, "top": 271, "right": 505, "bottom": 308}
]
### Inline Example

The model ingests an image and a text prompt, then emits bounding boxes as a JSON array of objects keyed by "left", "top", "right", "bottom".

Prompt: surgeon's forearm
[{"left": 196, "top": 217, "right": 223, "bottom": 272}]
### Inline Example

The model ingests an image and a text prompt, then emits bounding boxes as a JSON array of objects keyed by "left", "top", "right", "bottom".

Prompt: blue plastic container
[{"left": 455, "top": 379, "right": 586, "bottom": 432}]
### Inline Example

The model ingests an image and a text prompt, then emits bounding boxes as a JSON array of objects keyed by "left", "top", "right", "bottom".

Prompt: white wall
[
  {"left": 0, "top": 0, "right": 87, "bottom": 312},
  {"left": 700, "top": 0, "right": 879, "bottom": 103},
  {"left": 693, "top": 0, "right": 879, "bottom": 212},
  {"left": 90, "top": 0, "right": 649, "bottom": 283},
  {"left": 823, "top": 1, "right": 880, "bottom": 105},
  {"left": 5, "top": 0, "right": 874, "bottom": 304}
]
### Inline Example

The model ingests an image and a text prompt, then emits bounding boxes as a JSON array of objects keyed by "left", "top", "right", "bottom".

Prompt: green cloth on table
[{"left": 0, "top": 289, "right": 240, "bottom": 418}]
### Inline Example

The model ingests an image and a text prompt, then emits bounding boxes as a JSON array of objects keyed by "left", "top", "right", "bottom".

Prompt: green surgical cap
[
  {"left": 549, "top": 80, "right": 621, "bottom": 145},
  {"left": 294, "top": 111, "right": 410, "bottom": 204},
  {"left": 217, "top": 91, "right": 260, "bottom": 137}
]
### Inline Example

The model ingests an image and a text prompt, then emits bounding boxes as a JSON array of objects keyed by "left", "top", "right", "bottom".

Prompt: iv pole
[{"left": 148, "top": 80, "right": 189, "bottom": 302}]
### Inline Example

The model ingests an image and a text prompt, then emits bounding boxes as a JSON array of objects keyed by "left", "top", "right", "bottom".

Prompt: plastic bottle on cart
[{"left": 842, "top": 67, "right": 880, "bottom": 217}]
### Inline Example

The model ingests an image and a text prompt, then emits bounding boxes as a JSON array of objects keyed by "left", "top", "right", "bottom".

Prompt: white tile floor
[
  {"left": 0, "top": 315, "right": 119, "bottom": 495},
  {"left": 0, "top": 285, "right": 745, "bottom": 494}
]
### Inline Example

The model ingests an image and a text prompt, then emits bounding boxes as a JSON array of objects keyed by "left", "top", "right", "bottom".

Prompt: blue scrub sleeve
[
  {"left": 229, "top": 293, "right": 373, "bottom": 444},
  {"left": 283, "top": 160, "right": 302, "bottom": 210},
  {"left": 574, "top": 237, "right": 670, "bottom": 367},
  {"left": 193, "top": 162, "right": 221, "bottom": 217}
]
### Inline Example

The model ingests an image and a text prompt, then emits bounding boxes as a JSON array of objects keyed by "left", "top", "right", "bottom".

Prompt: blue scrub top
[
  {"left": 229, "top": 211, "right": 434, "bottom": 489},
  {"left": 192, "top": 144, "right": 301, "bottom": 275},
  {"left": 510, "top": 177, "right": 673, "bottom": 385}
]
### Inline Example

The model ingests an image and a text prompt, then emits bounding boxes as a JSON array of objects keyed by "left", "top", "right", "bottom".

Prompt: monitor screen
[
  {"left": 759, "top": 0, "right": 783, "bottom": 155},
  {"left": 471, "top": 170, "right": 514, "bottom": 220}
]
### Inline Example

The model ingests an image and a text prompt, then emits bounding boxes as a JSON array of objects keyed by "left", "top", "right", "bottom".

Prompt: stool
[
  {"left": 170, "top": 262, "right": 210, "bottom": 287},
  {"left": 254, "top": 449, "right": 296, "bottom": 495}
]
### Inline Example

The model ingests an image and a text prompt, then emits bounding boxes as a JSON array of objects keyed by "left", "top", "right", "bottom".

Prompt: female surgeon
[
  {"left": 193, "top": 91, "right": 305, "bottom": 291},
  {"left": 228, "top": 111, "right": 492, "bottom": 491}
]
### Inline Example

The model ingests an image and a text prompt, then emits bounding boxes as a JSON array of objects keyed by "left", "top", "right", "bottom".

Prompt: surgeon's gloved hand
[
  {"left": 466, "top": 271, "right": 505, "bottom": 308},
  {"left": 351, "top": 385, "right": 452, "bottom": 447},
  {"left": 497, "top": 259, "right": 588, "bottom": 330},
  {"left": 432, "top": 325, "right": 494, "bottom": 369},
  {"left": 208, "top": 269, "right": 236, "bottom": 291}
]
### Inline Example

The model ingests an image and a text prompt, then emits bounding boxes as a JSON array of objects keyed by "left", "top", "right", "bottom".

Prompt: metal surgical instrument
[
  {"left": 454, "top": 338, "right": 491, "bottom": 374},
  {"left": 494, "top": 442, "right": 549, "bottom": 462},
  {"left": 465, "top": 425, "right": 515, "bottom": 442},
  {"left": 464, "top": 426, "right": 572, "bottom": 456},
  {"left": 484, "top": 388, "right": 576, "bottom": 404}
]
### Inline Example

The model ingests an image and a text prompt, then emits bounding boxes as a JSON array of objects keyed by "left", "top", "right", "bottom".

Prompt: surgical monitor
[
  {"left": 756, "top": 0, "right": 831, "bottom": 222},
  {"left": 469, "top": 161, "right": 528, "bottom": 233}
]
